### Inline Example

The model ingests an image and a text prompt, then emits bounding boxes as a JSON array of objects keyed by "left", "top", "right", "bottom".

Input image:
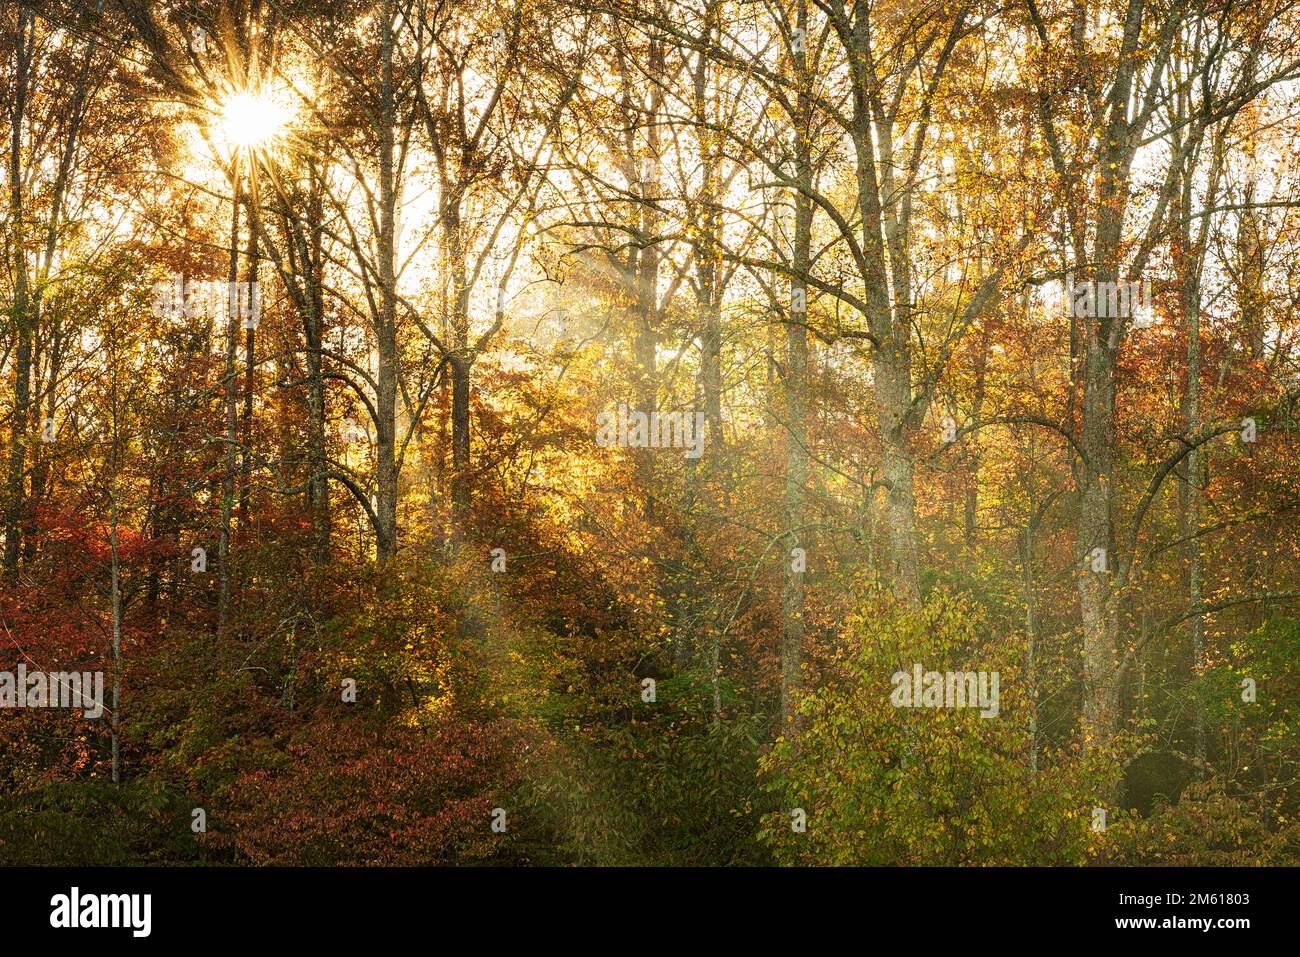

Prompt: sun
[{"left": 216, "top": 88, "right": 293, "bottom": 152}]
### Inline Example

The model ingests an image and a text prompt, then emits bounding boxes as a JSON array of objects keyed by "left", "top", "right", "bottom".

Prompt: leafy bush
[{"left": 759, "top": 589, "right": 1116, "bottom": 865}]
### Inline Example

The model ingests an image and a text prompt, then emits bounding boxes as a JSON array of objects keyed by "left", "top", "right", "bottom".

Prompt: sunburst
[{"left": 214, "top": 86, "right": 293, "bottom": 154}]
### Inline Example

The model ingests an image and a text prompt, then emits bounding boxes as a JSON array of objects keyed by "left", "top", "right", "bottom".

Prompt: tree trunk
[
  {"left": 3, "top": 12, "right": 34, "bottom": 575},
  {"left": 304, "top": 170, "right": 331, "bottom": 564},
  {"left": 217, "top": 173, "right": 242, "bottom": 636},
  {"left": 1077, "top": 325, "right": 1118, "bottom": 746},
  {"left": 445, "top": 188, "right": 471, "bottom": 540},
  {"left": 849, "top": 13, "right": 921, "bottom": 606},
  {"left": 238, "top": 208, "right": 258, "bottom": 532},
  {"left": 780, "top": 0, "right": 812, "bottom": 728},
  {"left": 374, "top": 6, "right": 399, "bottom": 564}
]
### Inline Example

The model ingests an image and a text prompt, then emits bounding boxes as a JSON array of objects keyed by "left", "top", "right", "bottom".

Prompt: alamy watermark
[
  {"left": 50, "top": 887, "right": 150, "bottom": 937},
  {"left": 890, "top": 663, "right": 999, "bottom": 718},
  {"left": 0, "top": 666, "right": 104, "bottom": 718},
  {"left": 595, "top": 401, "right": 706, "bottom": 459},
  {"left": 151, "top": 275, "right": 260, "bottom": 328},
  {"left": 1064, "top": 272, "right": 1153, "bottom": 326}
]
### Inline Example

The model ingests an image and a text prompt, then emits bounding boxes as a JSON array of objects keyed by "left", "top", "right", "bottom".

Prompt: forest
[{"left": 1, "top": 0, "right": 1298, "bottom": 867}]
